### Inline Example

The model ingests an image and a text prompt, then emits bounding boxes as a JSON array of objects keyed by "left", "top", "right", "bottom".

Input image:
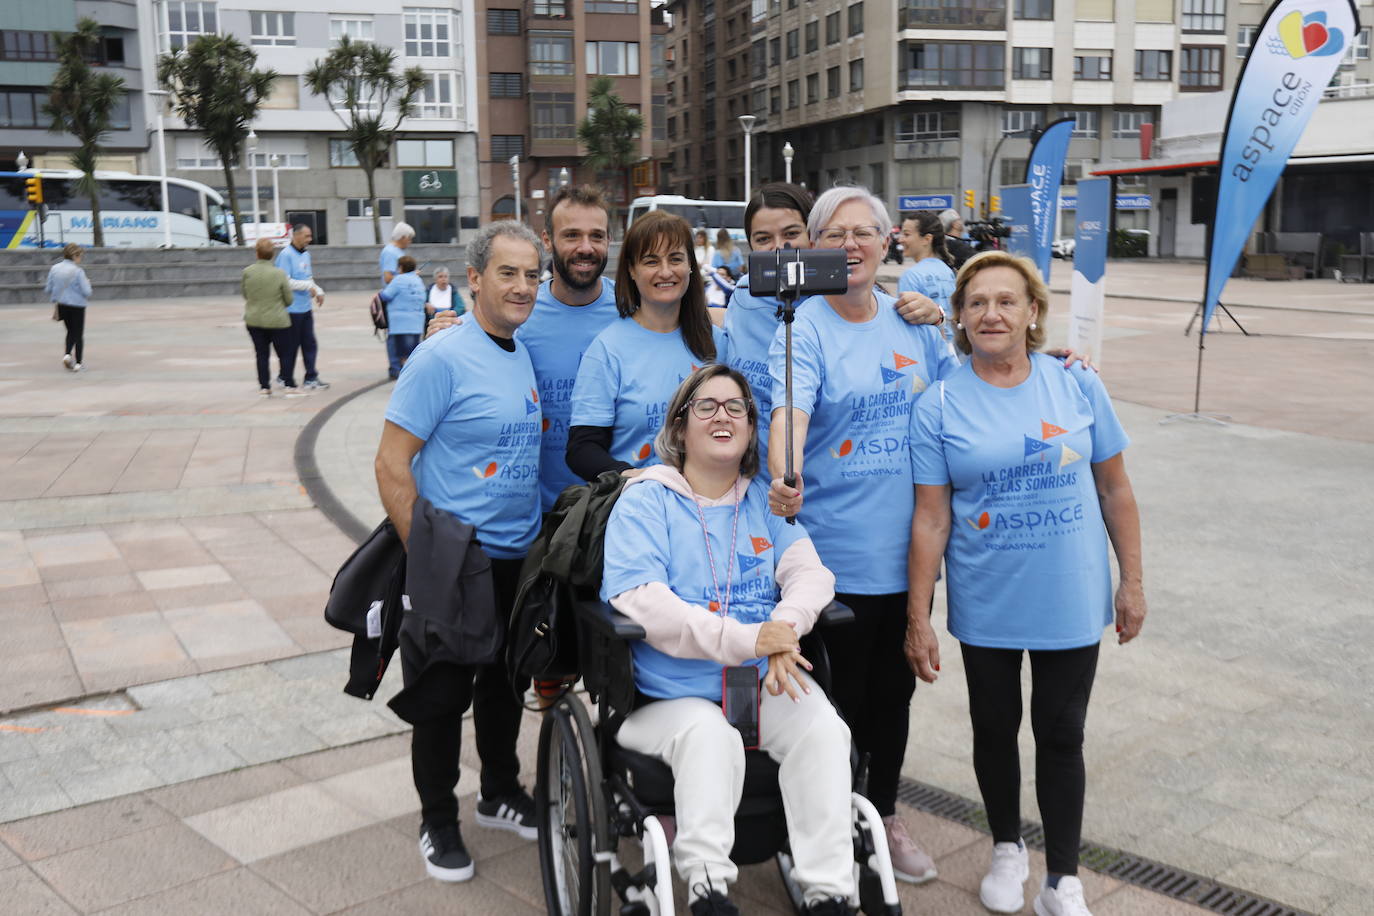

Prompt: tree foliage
[
  {"left": 577, "top": 77, "right": 644, "bottom": 223},
  {"left": 157, "top": 35, "right": 276, "bottom": 246},
  {"left": 45, "top": 18, "right": 126, "bottom": 248},
  {"left": 305, "top": 38, "right": 426, "bottom": 244}
]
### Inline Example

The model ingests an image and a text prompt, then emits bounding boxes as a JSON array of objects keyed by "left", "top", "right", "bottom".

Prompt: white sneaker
[
  {"left": 1033, "top": 876, "right": 1091, "bottom": 916},
  {"left": 63, "top": 353, "right": 74, "bottom": 371},
  {"left": 980, "top": 839, "right": 1029, "bottom": 913},
  {"left": 72, "top": 363, "right": 84, "bottom": 372}
]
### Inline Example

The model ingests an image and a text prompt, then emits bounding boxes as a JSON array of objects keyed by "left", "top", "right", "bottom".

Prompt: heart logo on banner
[{"left": 1302, "top": 21, "right": 1329, "bottom": 53}]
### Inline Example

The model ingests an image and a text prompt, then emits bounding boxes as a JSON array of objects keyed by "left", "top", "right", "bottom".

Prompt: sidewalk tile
[
  {"left": 186, "top": 784, "right": 372, "bottom": 863},
  {"left": 146, "top": 745, "right": 248, "bottom": 784},
  {"left": 0, "top": 649, "right": 83, "bottom": 714},
  {"left": 135, "top": 564, "right": 232, "bottom": 591},
  {"left": 116, "top": 537, "right": 216, "bottom": 572},
  {"left": 29, "top": 822, "right": 235, "bottom": 912},
  {"left": 284, "top": 735, "right": 412, "bottom": 783},
  {"left": 147, "top": 762, "right": 302, "bottom": 818},
  {"left": 454, "top": 843, "right": 543, "bottom": 910},
  {"left": 0, "top": 562, "right": 40, "bottom": 589},
  {"left": 1217, "top": 856, "right": 1355, "bottom": 914},
  {"left": 305, "top": 711, "right": 403, "bottom": 748},
  {"left": 0, "top": 843, "right": 15, "bottom": 869},
  {"left": 24, "top": 531, "right": 120, "bottom": 567},
  {"left": 146, "top": 581, "right": 249, "bottom": 612},
  {"left": 267, "top": 651, "right": 349, "bottom": 682},
  {"left": 277, "top": 616, "right": 352, "bottom": 653},
  {"left": 163, "top": 600, "right": 296, "bottom": 664},
  {"left": 0, "top": 780, "right": 73, "bottom": 824},
  {"left": 335, "top": 875, "right": 544, "bottom": 916},
  {"left": 1092, "top": 885, "right": 1212, "bottom": 914},
  {"left": 0, "top": 865, "right": 79, "bottom": 915},
  {"left": 43, "top": 572, "right": 141, "bottom": 601},
  {"left": 1199, "top": 810, "right": 1330, "bottom": 861},
  {"left": 1299, "top": 838, "right": 1374, "bottom": 891},
  {"left": 60, "top": 762, "right": 163, "bottom": 806},
  {"left": 92, "top": 866, "right": 313, "bottom": 916},
  {"left": 250, "top": 823, "right": 426, "bottom": 914},
  {"left": 61, "top": 611, "right": 190, "bottom": 677},
  {"left": 0, "top": 795, "right": 172, "bottom": 861},
  {"left": 0, "top": 583, "right": 48, "bottom": 608},
  {"left": 36, "top": 557, "right": 132, "bottom": 584},
  {"left": 319, "top": 758, "right": 418, "bottom": 821},
  {"left": 126, "top": 675, "right": 215, "bottom": 710},
  {"left": 48, "top": 591, "right": 158, "bottom": 624}
]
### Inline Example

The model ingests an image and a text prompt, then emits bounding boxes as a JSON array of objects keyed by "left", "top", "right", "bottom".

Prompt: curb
[{"left": 293, "top": 378, "right": 389, "bottom": 546}]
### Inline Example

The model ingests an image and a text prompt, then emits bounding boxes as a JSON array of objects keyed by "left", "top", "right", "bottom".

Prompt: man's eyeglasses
[
  {"left": 683, "top": 397, "right": 750, "bottom": 420},
  {"left": 817, "top": 226, "right": 883, "bottom": 245}
]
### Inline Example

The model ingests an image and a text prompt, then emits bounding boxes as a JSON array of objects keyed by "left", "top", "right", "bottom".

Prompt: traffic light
[
  {"left": 963, "top": 189, "right": 975, "bottom": 210},
  {"left": 990, "top": 194, "right": 1002, "bottom": 213},
  {"left": 24, "top": 175, "right": 43, "bottom": 206}
]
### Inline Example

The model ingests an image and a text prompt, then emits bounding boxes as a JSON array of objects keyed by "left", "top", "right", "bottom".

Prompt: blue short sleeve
[
  {"left": 601, "top": 485, "right": 672, "bottom": 599},
  {"left": 569, "top": 338, "right": 619, "bottom": 427},
  {"left": 908, "top": 388, "right": 951, "bottom": 486},
  {"left": 897, "top": 271, "right": 919, "bottom": 294},
  {"left": 379, "top": 245, "right": 400, "bottom": 281},
  {"left": 379, "top": 275, "right": 402, "bottom": 303},
  {"left": 383, "top": 345, "right": 453, "bottom": 442}
]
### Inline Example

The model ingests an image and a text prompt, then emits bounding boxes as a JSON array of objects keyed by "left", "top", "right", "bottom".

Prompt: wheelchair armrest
[
  {"left": 815, "top": 600, "right": 854, "bottom": 627},
  {"left": 574, "top": 598, "right": 647, "bottom": 641}
]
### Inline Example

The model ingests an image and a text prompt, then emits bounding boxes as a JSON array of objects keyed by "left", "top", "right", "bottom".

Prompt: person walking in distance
[
  {"left": 380, "top": 222, "right": 417, "bottom": 380},
  {"left": 46, "top": 243, "right": 93, "bottom": 372},
  {"left": 274, "top": 224, "right": 329, "bottom": 390},
  {"left": 377, "top": 255, "right": 428, "bottom": 371},
  {"left": 242, "top": 238, "right": 302, "bottom": 397},
  {"left": 375, "top": 221, "right": 546, "bottom": 883}
]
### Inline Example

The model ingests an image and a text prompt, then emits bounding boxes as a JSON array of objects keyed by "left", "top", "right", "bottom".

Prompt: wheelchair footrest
[{"left": 611, "top": 861, "right": 657, "bottom": 898}]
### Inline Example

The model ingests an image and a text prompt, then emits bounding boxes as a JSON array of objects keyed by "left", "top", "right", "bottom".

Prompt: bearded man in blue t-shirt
[{"left": 374, "top": 221, "right": 545, "bottom": 886}]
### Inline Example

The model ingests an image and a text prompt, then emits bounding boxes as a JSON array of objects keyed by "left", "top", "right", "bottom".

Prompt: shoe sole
[
  {"left": 419, "top": 838, "right": 475, "bottom": 883},
  {"left": 894, "top": 865, "right": 938, "bottom": 884},
  {"left": 1032, "top": 898, "right": 1051, "bottom": 916},
  {"left": 63, "top": 356, "right": 74, "bottom": 370},
  {"left": 475, "top": 811, "right": 538, "bottom": 840}
]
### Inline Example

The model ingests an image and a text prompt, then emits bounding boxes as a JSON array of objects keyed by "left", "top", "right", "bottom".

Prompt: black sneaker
[
  {"left": 689, "top": 887, "right": 740, "bottom": 916},
  {"left": 804, "top": 897, "right": 856, "bottom": 916},
  {"left": 419, "top": 821, "right": 474, "bottom": 882},
  {"left": 475, "top": 789, "right": 538, "bottom": 840}
]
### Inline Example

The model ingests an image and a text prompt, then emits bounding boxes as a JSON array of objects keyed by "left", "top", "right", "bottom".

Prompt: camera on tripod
[
  {"left": 965, "top": 217, "right": 1011, "bottom": 248},
  {"left": 746, "top": 248, "right": 850, "bottom": 301}
]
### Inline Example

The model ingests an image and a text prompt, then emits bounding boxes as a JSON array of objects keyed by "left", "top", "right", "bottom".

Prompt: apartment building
[
  {"left": 144, "top": 0, "right": 481, "bottom": 244},
  {"left": 474, "top": 0, "right": 669, "bottom": 226},
  {"left": 1, "top": 1, "right": 150, "bottom": 174}
]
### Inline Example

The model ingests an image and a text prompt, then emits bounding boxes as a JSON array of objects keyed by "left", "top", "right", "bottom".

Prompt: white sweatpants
[{"left": 616, "top": 672, "right": 855, "bottom": 904}]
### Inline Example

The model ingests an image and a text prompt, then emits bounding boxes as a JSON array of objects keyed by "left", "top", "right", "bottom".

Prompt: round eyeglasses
[{"left": 683, "top": 397, "right": 750, "bottom": 420}]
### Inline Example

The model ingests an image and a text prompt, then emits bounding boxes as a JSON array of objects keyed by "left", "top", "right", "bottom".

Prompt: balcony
[
  {"left": 527, "top": 0, "right": 572, "bottom": 21},
  {"left": 899, "top": 0, "right": 1006, "bottom": 31}
]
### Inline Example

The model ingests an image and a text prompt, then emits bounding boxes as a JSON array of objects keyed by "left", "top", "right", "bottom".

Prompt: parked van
[{"left": 626, "top": 196, "right": 747, "bottom": 243}]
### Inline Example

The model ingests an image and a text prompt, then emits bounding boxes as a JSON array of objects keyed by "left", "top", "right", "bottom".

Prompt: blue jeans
[
  {"left": 390, "top": 333, "right": 420, "bottom": 370},
  {"left": 386, "top": 333, "right": 403, "bottom": 377},
  {"left": 288, "top": 311, "right": 318, "bottom": 382}
]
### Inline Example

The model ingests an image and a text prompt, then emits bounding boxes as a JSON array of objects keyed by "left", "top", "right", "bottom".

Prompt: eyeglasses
[
  {"left": 683, "top": 397, "right": 750, "bottom": 420},
  {"left": 817, "top": 225, "right": 883, "bottom": 246}
]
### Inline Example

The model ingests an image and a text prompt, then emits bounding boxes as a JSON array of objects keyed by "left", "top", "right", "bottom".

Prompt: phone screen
[{"left": 722, "top": 666, "right": 760, "bottom": 749}]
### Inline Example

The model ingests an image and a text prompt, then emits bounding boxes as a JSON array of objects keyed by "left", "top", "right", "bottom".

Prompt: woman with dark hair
[
  {"left": 567, "top": 210, "right": 728, "bottom": 480},
  {"left": 602, "top": 364, "right": 855, "bottom": 916},
  {"left": 898, "top": 211, "right": 958, "bottom": 315}
]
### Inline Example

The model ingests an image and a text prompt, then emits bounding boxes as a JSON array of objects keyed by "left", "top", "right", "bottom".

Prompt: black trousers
[
  {"left": 287, "top": 311, "right": 319, "bottom": 382},
  {"left": 821, "top": 591, "right": 915, "bottom": 817},
  {"left": 961, "top": 641, "right": 1100, "bottom": 876},
  {"left": 411, "top": 556, "right": 527, "bottom": 827},
  {"left": 247, "top": 326, "right": 295, "bottom": 389},
  {"left": 58, "top": 305, "right": 85, "bottom": 363}
]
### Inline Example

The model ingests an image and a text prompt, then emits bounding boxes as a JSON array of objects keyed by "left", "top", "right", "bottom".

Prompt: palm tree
[
  {"left": 305, "top": 38, "right": 426, "bottom": 245},
  {"left": 157, "top": 35, "right": 276, "bottom": 246},
  {"left": 44, "top": 18, "right": 126, "bottom": 249},
  {"left": 577, "top": 77, "right": 644, "bottom": 230}
]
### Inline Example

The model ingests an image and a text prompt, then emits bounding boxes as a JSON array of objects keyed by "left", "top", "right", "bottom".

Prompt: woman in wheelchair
[{"left": 600, "top": 364, "right": 858, "bottom": 916}]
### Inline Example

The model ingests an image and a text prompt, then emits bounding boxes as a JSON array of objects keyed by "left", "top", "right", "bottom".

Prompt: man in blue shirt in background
[
  {"left": 273, "top": 224, "right": 329, "bottom": 390},
  {"left": 379, "top": 221, "right": 416, "bottom": 380}
]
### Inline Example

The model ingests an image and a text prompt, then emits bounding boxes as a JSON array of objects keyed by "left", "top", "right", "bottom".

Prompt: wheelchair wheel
[{"left": 536, "top": 697, "right": 610, "bottom": 916}]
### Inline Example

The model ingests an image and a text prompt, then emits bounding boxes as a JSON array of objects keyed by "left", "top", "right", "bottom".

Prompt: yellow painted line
[{"left": 52, "top": 707, "right": 135, "bottom": 717}]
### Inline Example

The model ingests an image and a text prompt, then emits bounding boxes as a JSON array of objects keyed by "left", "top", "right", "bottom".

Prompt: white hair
[
  {"left": 938, "top": 208, "right": 962, "bottom": 231},
  {"left": 807, "top": 186, "right": 892, "bottom": 243},
  {"left": 391, "top": 222, "right": 416, "bottom": 241},
  {"left": 433, "top": 265, "right": 450, "bottom": 276}
]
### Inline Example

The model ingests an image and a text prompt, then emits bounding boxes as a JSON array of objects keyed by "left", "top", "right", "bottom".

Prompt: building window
[
  {"left": 900, "top": 0, "right": 1007, "bottom": 30},
  {"left": 770, "top": 85, "right": 781, "bottom": 113},
  {"left": 259, "top": 75, "right": 300, "bottom": 110},
  {"left": 1135, "top": 49, "right": 1172, "bottom": 80},
  {"left": 1113, "top": 109, "right": 1148, "bottom": 138},
  {"left": 329, "top": 139, "right": 359, "bottom": 167},
  {"left": 1065, "top": 109, "right": 1099, "bottom": 138},
  {"left": 786, "top": 29, "right": 798, "bottom": 58},
  {"left": 666, "top": 116, "right": 676, "bottom": 139},
  {"left": 487, "top": 9, "right": 521, "bottom": 34},
  {"left": 1346, "top": 27, "right": 1372, "bottom": 61},
  {"left": 396, "top": 139, "right": 454, "bottom": 167},
  {"left": 415, "top": 73, "right": 456, "bottom": 118},
  {"left": 587, "top": 41, "right": 639, "bottom": 75},
  {"left": 805, "top": 21, "right": 818, "bottom": 52},
  {"left": 533, "top": 0, "right": 569, "bottom": 15},
  {"left": 164, "top": 1, "right": 218, "bottom": 51},
  {"left": 1074, "top": 53, "right": 1112, "bottom": 79},
  {"left": 530, "top": 31, "right": 574, "bottom": 75},
  {"left": 653, "top": 93, "right": 665, "bottom": 141},
  {"left": 1181, "top": 0, "right": 1224, "bottom": 33},
  {"left": 806, "top": 72, "right": 819, "bottom": 103},
  {"left": 771, "top": 36, "right": 781, "bottom": 65},
  {"left": 896, "top": 159, "right": 957, "bottom": 192},
  {"left": 1012, "top": 47, "right": 1052, "bottom": 79},
  {"left": 346, "top": 198, "right": 393, "bottom": 218},
  {"left": 248, "top": 137, "right": 308, "bottom": 169},
  {"left": 895, "top": 110, "right": 960, "bottom": 141},
  {"left": 787, "top": 78, "right": 800, "bottom": 108},
  {"left": 826, "top": 65, "right": 841, "bottom": 98},
  {"left": 0, "top": 31, "right": 59, "bottom": 62},
  {"left": 1002, "top": 109, "right": 1044, "bottom": 135},
  {"left": 1180, "top": 46, "right": 1222, "bottom": 89},
  {"left": 752, "top": 39, "right": 767, "bottom": 78},
  {"left": 490, "top": 72, "right": 523, "bottom": 97},
  {"left": 1014, "top": 0, "right": 1052, "bottom": 19},
  {"left": 1235, "top": 26, "right": 1256, "bottom": 58},
  {"left": 175, "top": 138, "right": 221, "bottom": 169},
  {"left": 586, "top": 0, "right": 639, "bottom": 12},
  {"left": 869, "top": 163, "right": 884, "bottom": 195},
  {"left": 751, "top": 87, "right": 768, "bottom": 114},
  {"left": 849, "top": 59, "right": 864, "bottom": 91},
  {"left": 1000, "top": 158, "right": 1028, "bottom": 186},
  {"left": 901, "top": 41, "right": 1005, "bottom": 90},
  {"left": 330, "top": 18, "right": 374, "bottom": 42},
  {"left": 826, "top": 11, "right": 840, "bottom": 44},
  {"left": 492, "top": 135, "right": 524, "bottom": 159},
  {"left": 531, "top": 91, "right": 575, "bottom": 138},
  {"left": 848, "top": 2, "right": 864, "bottom": 36},
  {"left": 250, "top": 11, "right": 294, "bottom": 46},
  {"left": 405, "top": 8, "right": 452, "bottom": 56}
]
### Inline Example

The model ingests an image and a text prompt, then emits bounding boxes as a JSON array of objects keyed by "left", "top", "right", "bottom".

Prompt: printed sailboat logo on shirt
[
  {"left": 829, "top": 438, "right": 853, "bottom": 459},
  {"left": 471, "top": 462, "right": 499, "bottom": 479},
  {"left": 965, "top": 511, "right": 991, "bottom": 530},
  {"left": 750, "top": 536, "right": 773, "bottom": 554},
  {"left": 885, "top": 352, "right": 925, "bottom": 392},
  {"left": 737, "top": 553, "right": 765, "bottom": 573}
]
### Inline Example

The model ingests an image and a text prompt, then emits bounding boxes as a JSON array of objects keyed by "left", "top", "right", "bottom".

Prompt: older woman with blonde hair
[
  {"left": 241, "top": 238, "right": 298, "bottom": 396},
  {"left": 905, "top": 251, "right": 1146, "bottom": 916}
]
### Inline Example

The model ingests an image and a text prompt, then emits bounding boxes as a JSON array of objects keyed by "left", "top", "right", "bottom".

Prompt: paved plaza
[{"left": 0, "top": 259, "right": 1371, "bottom": 914}]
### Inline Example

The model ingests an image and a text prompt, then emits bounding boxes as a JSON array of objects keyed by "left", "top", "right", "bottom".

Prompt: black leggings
[
  {"left": 821, "top": 591, "right": 915, "bottom": 817},
  {"left": 961, "top": 641, "right": 1100, "bottom": 876},
  {"left": 246, "top": 326, "right": 295, "bottom": 389},
  {"left": 410, "top": 557, "right": 527, "bottom": 827},
  {"left": 58, "top": 305, "right": 85, "bottom": 363}
]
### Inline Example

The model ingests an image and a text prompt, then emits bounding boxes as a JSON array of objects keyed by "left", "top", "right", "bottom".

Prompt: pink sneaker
[{"left": 882, "top": 814, "right": 937, "bottom": 884}]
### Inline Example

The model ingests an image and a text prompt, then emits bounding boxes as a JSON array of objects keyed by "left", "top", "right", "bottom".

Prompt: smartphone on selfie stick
[{"left": 747, "top": 248, "right": 849, "bottom": 525}]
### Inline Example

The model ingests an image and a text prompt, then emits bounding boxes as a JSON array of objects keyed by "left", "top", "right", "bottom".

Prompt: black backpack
[
  {"left": 507, "top": 470, "right": 627, "bottom": 693},
  {"left": 369, "top": 292, "right": 387, "bottom": 337}
]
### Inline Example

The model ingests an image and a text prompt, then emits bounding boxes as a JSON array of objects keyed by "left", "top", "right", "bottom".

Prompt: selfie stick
[{"left": 777, "top": 252, "right": 805, "bottom": 525}]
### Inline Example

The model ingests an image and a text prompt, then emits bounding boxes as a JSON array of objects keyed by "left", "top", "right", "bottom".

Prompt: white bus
[
  {"left": 626, "top": 195, "right": 747, "bottom": 243},
  {"left": 1, "top": 170, "right": 233, "bottom": 249}
]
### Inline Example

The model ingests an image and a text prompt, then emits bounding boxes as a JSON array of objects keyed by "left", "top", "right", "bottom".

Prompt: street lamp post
[
  {"left": 148, "top": 89, "right": 172, "bottom": 247},
  {"left": 246, "top": 129, "right": 259, "bottom": 241},
  {"left": 269, "top": 154, "right": 281, "bottom": 224},
  {"left": 510, "top": 155, "right": 521, "bottom": 222},
  {"left": 782, "top": 141, "right": 794, "bottom": 185},
  {"left": 558, "top": 166, "right": 570, "bottom": 188},
  {"left": 984, "top": 126, "right": 1040, "bottom": 219},
  {"left": 738, "top": 114, "right": 757, "bottom": 202}
]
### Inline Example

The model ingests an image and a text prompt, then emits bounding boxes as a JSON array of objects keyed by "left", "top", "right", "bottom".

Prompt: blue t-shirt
[
  {"left": 908, "top": 353, "right": 1129, "bottom": 650},
  {"left": 769, "top": 291, "right": 958, "bottom": 594},
  {"left": 712, "top": 249, "right": 744, "bottom": 277},
  {"left": 518, "top": 277, "right": 620, "bottom": 510},
  {"left": 601, "top": 477, "right": 809, "bottom": 700},
  {"left": 383, "top": 319, "right": 542, "bottom": 559},
  {"left": 898, "top": 258, "right": 957, "bottom": 314},
  {"left": 724, "top": 273, "right": 780, "bottom": 467},
  {"left": 274, "top": 245, "right": 314, "bottom": 314},
  {"left": 570, "top": 318, "right": 729, "bottom": 470},
  {"left": 379, "top": 272, "right": 427, "bottom": 335},
  {"left": 379, "top": 243, "right": 404, "bottom": 284}
]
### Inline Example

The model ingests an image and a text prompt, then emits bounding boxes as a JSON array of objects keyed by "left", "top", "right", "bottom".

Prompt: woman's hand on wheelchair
[
  {"left": 903, "top": 617, "right": 941, "bottom": 684},
  {"left": 764, "top": 648, "right": 812, "bottom": 702}
]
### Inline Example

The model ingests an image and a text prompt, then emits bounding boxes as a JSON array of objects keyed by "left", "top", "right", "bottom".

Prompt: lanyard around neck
[{"left": 691, "top": 479, "right": 742, "bottom": 617}]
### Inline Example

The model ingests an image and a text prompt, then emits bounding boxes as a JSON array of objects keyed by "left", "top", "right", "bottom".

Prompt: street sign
[
  {"left": 897, "top": 194, "right": 954, "bottom": 211},
  {"left": 403, "top": 169, "right": 457, "bottom": 198},
  {"left": 1059, "top": 194, "right": 1153, "bottom": 210}
]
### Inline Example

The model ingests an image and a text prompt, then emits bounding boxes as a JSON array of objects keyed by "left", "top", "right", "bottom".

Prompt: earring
[
  {"left": 1030, "top": 322, "right": 1038, "bottom": 330},
  {"left": 955, "top": 322, "right": 963, "bottom": 329}
]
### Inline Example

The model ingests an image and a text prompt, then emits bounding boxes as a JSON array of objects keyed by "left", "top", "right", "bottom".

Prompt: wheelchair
[{"left": 533, "top": 597, "right": 904, "bottom": 916}]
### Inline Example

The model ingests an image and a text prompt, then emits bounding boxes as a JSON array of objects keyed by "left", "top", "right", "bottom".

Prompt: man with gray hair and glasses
[{"left": 374, "top": 221, "right": 545, "bottom": 885}]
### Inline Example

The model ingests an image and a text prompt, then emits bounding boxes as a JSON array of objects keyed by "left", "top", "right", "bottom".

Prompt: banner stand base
[
  {"left": 1160, "top": 411, "right": 1231, "bottom": 427},
  {"left": 1185, "top": 302, "right": 1252, "bottom": 338}
]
